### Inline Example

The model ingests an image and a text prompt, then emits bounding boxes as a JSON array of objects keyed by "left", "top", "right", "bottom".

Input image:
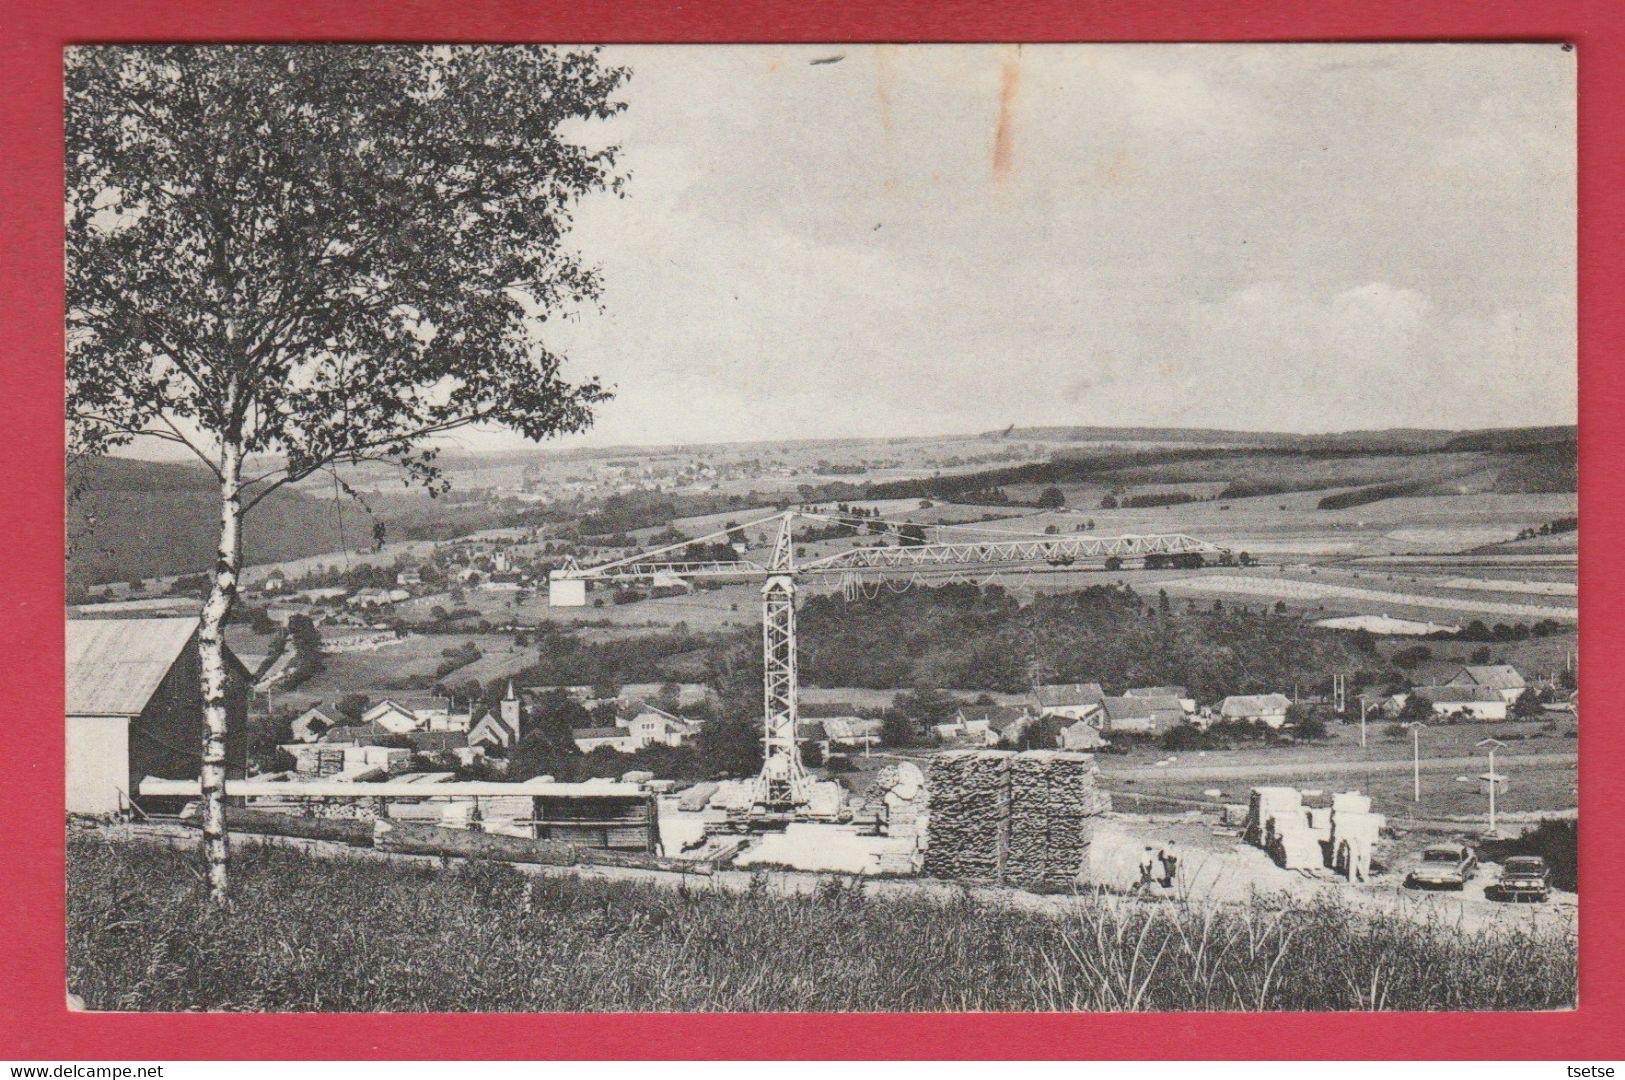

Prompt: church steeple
[{"left": 501, "top": 680, "right": 522, "bottom": 736}]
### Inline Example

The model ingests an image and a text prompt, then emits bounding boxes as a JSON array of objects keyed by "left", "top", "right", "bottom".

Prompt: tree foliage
[{"left": 67, "top": 45, "right": 623, "bottom": 493}]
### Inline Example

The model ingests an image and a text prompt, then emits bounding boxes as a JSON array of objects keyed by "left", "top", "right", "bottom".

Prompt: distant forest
[{"left": 509, "top": 583, "right": 1372, "bottom": 707}]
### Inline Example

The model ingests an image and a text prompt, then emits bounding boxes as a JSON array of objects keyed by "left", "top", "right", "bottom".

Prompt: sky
[
  {"left": 112, "top": 43, "right": 1580, "bottom": 457},
  {"left": 507, "top": 43, "right": 1577, "bottom": 450}
]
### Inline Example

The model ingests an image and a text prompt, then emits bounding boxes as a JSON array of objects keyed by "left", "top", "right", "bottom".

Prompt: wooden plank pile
[
  {"left": 1006, "top": 751, "right": 1112, "bottom": 888},
  {"left": 923, "top": 750, "right": 1013, "bottom": 881},
  {"left": 924, "top": 749, "right": 1112, "bottom": 886}
]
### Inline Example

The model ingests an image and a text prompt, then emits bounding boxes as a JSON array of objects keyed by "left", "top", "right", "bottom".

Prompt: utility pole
[
  {"left": 1478, "top": 737, "right": 1506, "bottom": 837},
  {"left": 1406, "top": 721, "right": 1426, "bottom": 802},
  {"left": 1360, "top": 697, "right": 1370, "bottom": 749}
]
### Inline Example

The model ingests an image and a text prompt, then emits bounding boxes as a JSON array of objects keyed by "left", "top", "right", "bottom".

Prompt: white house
[
  {"left": 1414, "top": 685, "right": 1510, "bottom": 720},
  {"left": 1445, "top": 664, "right": 1527, "bottom": 704},
  {"left": 290, "top": 705, "right": 337, "bottom": 743},
  {"left": 573, "top": 726, "right": 637, "bottom": 753},
  {"left": 361, "top": 699, "right": 423, "bottom": 734},
  {"left": 627, "top": 707, "right": 695, "bottom": 748},
  {"left": 1218, "top": 693, "right": 1294, "bottom": 729},
  {"left": 1033, "top": 683, "right": 1106, "bottom": 721}
]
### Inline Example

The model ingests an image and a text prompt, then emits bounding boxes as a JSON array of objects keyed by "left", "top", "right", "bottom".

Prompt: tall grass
[{"left": 67, "top": 837, "right": 1575, "bottom": 1012}]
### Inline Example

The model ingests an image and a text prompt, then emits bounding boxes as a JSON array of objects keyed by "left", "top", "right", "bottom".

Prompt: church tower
[{"left": 501, "top": 680, "right": 522, "bottom": 738}]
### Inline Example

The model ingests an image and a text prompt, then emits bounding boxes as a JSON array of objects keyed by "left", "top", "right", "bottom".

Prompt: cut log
[
  {"left": 372, "top": 820, "right": 577, "bottom": 866},
  {"left": 576, "top": 846, "right": 715, "bottom": 875},
  {"left": 179, "top": 803, "right": 374, "bottom": 846}
]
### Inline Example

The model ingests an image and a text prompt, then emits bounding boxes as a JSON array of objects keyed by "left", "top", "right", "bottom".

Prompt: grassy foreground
[{"left": 67, "top": 837, "right": 1575, "bottom": 1012}]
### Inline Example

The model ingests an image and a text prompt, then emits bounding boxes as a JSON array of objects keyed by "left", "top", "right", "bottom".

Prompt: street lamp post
[
  {"left": 1406, "top": 720, "right": 1426, "bottom": 802},
  {"left": 1477, "top": 737, "right": 1506, "bottom": 837}
]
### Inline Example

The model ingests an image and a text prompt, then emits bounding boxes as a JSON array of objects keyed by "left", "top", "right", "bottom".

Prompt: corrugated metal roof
[{"left": 66, "top": 617, "right": 199, "bottom": 717}]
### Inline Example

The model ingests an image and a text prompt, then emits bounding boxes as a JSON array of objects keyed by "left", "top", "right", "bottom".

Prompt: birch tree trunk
[{"left": 197, "top": 439, "right": 243, "bottom": 903}]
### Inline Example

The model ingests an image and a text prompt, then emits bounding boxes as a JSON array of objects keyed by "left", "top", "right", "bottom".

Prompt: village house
[
  {"left": 1217, "top": 693, "right": 1294, "bottom": 729},
  {"left": 820, "top": 717, "right": 884, "bottom": 750},
  {"left": 573, "top": 726, "right": 637, "bottom": 753},
  {"left": 1054, "top": 717, "right": 1108, "bottom": 750},
  {"left": 1099, "top": 694, "right": 1185, "bottom": 735},
  {"left": 67, "top": 617, "right": 250, "bottom": 815},
  {"left": 361, "top": 699, "right": 424, "bottom": 734},
  {"left": 986, "top": 710, "right": 1036, "bottom": 747},
  {"left": 1125, "top": 685, "right": 1197, "bottom": 714},
  {"left": 290, "top": 705, "right": 338, "bottom": 743},
  {"left": 1445, "top": 664, "right": 1527, "bottom": 704},
  {"left": 1412, "top": 685, "right": 1511, "bottom": 720},
  {"left": 1033, "top": 683, "right": 1106, "bottom": 721},
  {"left": 627, "top": 706, "right": 696, "bottom": 749},
  {"left": 934, "top": 703, "right": 1026, "bottom": 741}
]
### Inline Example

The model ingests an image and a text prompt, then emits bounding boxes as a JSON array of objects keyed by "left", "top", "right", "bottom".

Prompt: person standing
[
  {"left": 1159, "top": 841, "right": 1180, "bottom": 888},
  {"left": 1137, "top": 846, "right": 1157, "bottom": 893}
]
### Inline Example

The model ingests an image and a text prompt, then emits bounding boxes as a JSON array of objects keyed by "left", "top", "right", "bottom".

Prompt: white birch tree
[{"left": 66, "top": 45, "right": 626, "bottom": 901}]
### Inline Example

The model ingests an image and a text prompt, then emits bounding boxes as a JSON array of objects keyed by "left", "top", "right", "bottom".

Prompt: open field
[
  {"left": 291, "top": 633, "right": 528, "bottom": 698},
  {"left": 1096, "top": 718, "right": 1578, "bottom": 819},
  {"left": 1152, "top": 572, "right": 1577, "bottom": 622},
  {"left": 67, "top": 837, "right": 1575, "bottom": 1012}
]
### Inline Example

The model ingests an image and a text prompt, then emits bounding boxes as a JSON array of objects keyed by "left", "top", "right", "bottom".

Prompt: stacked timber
[
  {"left": 1268, "top": 816, "right": 1324, "bottom": 870},
  {"left": 1005, "top": 751, "right": 1112, "bottom": 888},
  {"left": 923, "top": 750, "right": 1013, "bottom": 881},
  {"left": 1245, "top": 787, "right": 1302, "bottom": 847},
  {"left": 306, "top": 797, "right": 387, "bottom": 821}
]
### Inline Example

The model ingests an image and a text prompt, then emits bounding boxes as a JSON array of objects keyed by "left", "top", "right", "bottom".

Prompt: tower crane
[{"left": 549, "top": 509, "right": 1227, "bottom": 818}]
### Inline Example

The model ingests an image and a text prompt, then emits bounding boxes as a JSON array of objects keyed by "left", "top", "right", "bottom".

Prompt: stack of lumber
[
  {"left": 306, "top": 797, "right": 386, "bottom": 821},
  {"left": 1329, "top": 810, "right": 1385, "bottom": 855},
  {"left": 1005, "top": 751, "right": 1112, "bottom": 887},
  {"left": 1268, "top": 816, "right": 1325, "bottom": 870},
  {"left": 923, "top": 750, "right": 1013, "bottom": 881},
  {"left": 1245, "top": 787, "right": 1302, "bottom": 847}
]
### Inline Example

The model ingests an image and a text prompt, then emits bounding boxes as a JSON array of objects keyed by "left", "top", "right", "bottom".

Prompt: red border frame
[{"left": 1, "top": 0, "right": 1619, "bottom": 1060}]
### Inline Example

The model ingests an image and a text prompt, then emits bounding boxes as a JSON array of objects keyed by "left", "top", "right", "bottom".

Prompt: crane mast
[{"left": 551, "top": 509, "right": 1226, "bottom": 817}]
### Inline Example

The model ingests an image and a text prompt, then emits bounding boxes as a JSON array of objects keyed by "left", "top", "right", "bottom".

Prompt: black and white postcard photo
[{"left": 64, "top": 42, "right": 1576, "bottom": 1013}]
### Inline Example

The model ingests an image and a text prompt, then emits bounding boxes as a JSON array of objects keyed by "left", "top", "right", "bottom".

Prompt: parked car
[
  {"left": 1405, "top": 844, "right": 1478, "bottom": 890},
  {"left": 1487, "top": 855, "right": 1552, "bottom": 902}
]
